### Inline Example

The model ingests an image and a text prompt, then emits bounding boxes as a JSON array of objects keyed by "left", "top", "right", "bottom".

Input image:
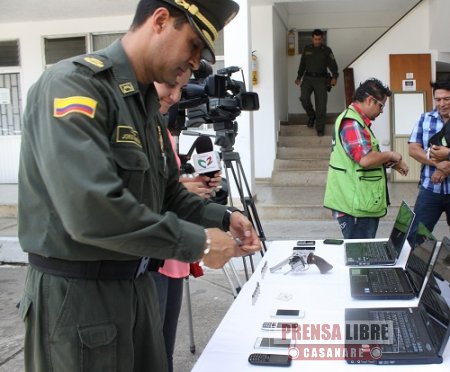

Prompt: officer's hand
[
  {"left": 201, "top": 228, "right": 246, "bottom": 269},
  {"left": 294, "top": 79, "right": 301, "bottom": 86},
  {"left": 330, "top": 78, "right": 337, "bottom": 86},
  {"left": 228, "top": 212, "right": 261, "bottom": 254}
]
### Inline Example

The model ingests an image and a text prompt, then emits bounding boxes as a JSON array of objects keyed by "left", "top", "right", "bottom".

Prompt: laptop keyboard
[
  {"left": 369, "top": 270, "right": 404, "bottom": 293},
  {"left": 365, "top": 242, "right": 390, "bottom": 260},
  {"left": 369, "top": 310, "right": 423, "bottom": 353}
]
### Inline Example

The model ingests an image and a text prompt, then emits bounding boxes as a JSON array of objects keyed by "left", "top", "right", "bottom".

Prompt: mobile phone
[
  {"left": 293, "top": 246, "right": 315, "bottom": 251},
  {"left": 248, "top": 353, "right": 291, "bottom": 367},
  {"left": 270, "top": 309, "right": 305, "bottom": 318},
  {"left": 323, "top": 239, "right": 344, "bottom": 245},
  {"left": 254, "top": 337, "right": 292, "bottom": 349},
  {"left": 296, "top": 240, "right": 315, "bottom": 246},
  {"left": 262, "top": 321, "right": 299, "bottom": 331}
]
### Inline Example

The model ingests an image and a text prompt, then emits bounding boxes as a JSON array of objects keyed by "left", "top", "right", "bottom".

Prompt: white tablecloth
[{"left": 192, "top": 239, "right": 450, "bottom": 371}]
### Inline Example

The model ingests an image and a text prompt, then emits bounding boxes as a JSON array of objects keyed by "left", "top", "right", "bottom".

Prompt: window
[
  {"left": 0, "top": 73, "right": 22, "bottom": 135},
  {"left": 92, "top": 33, "right": 125, "bottom": 51},
  {"left": 0, "top": 40, "right": 20, "bottom": 67},
  {"left": 44, "top": 36, "right": 86, "bottom": 65},
  {"left": 43, "top": 32, "right": 126, "bottom": 66}
]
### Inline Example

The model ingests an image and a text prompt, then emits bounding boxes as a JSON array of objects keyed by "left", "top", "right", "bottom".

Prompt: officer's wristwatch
[{"left": 222, "top": 207, "right": 242, "bottom": 231}]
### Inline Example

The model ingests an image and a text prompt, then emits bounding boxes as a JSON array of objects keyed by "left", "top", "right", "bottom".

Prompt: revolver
[{"left": 270, "top": 252, "right": 333, "bottom": 275}]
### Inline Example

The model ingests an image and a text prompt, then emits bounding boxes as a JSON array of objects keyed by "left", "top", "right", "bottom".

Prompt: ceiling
[
  {"left": 0, "top": 0, "right": 420, "bottom": 23},
  {"left": 275, "top": 0, "right": 420, "bottom": 15}
]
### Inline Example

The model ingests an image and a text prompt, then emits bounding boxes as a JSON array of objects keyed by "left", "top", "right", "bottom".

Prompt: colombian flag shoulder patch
[{"left": 53, "top": 96, "right": 97, "bottom": 119}]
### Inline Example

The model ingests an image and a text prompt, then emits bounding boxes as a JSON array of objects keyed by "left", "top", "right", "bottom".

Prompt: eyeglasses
[{"left": 367, "top": 94, "right": 385, "bottom": 111}]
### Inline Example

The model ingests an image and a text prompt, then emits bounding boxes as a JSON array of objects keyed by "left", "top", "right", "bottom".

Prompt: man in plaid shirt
[
  {"left": 408, "top": 80, "right": 450, "bottom": 246},
  {"left": 324, "top": 78, "right": 409, "bottom": 239}
]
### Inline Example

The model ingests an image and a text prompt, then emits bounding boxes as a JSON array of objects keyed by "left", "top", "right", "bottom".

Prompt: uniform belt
[
  {"left": 28, "top": 253, "right": 150, "bottom": 280},
  {"left": 304, "top": 72, "right": 328, "bottom": 77}
]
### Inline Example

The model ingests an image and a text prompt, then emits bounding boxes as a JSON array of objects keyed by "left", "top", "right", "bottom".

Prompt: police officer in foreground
[
  {"left": 295, "top": 29, "right": 339, "bottom": 136},
  {"left": 18, "top": 1, "right": 260, "bottom": 371}
]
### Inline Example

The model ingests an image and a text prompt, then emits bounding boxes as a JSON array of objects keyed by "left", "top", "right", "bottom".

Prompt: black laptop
[
  {"left": 345, "top": 278, "right": 450, "bottom": 364},
  {"left": 349, "top": 223, "right": 438, "bottom": 300},
  {"left": 421, "top": 236, "right": 450, "bottom": 324},
  {"left": 345, "top": 201, "right": 415, "bottom": 266}
]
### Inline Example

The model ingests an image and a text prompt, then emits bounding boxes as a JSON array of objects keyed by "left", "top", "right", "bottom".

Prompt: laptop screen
[
  {"left": 388, "top": 201, "right": 415, "bottom": 257},
  {"left": 404, "top": 228, "right": 437, "bottom": 294},
  {"left": 420, "top": 236, "right": 450, "bottom": 355}
]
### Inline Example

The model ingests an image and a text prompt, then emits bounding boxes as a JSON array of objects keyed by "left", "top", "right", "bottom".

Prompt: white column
[{"left": 224, "top": 0, "right": 256, "bottom": 197}]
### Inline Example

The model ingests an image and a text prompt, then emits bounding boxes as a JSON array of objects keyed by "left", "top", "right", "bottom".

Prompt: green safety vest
[{"left": 323, "top": 106, "right": 388, "bottom": 217}]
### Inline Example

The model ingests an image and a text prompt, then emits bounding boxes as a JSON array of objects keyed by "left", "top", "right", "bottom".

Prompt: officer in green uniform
[
  {"left": 295, "top": 29, "right": 339, "bottom": 136},
  {"left": 18, "top": 1, "right": 260, "bottom": 371}
]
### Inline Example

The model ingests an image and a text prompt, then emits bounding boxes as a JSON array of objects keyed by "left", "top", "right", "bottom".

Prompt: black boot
[{"left": 307, "top": 116, "right": 315, "bottom": 128}]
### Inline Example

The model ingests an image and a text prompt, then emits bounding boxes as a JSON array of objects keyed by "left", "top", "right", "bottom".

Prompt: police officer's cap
[{"left": 161, "top": 0, "right": 239, "bottom": 64}]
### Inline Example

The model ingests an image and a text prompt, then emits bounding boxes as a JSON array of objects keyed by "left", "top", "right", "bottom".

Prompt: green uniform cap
[{"left": 161, "top": 0, "right": 239, "bottom": 64}]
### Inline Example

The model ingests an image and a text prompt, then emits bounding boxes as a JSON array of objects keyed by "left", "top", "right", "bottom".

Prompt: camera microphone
[{"left": 192, "top": 135, "right": 221, "bottom": 178}]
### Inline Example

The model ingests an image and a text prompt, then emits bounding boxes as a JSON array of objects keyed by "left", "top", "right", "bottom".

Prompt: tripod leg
[
  {"left": 225, "top": 156, "right": 268, "bottom": 254},
  {"left": 222, "top": 265, "right": 240, "bottom": 298},
  {"left": 184, "top": 277, "right": 196, "bottom": 354},
  {"left": 226, "top": 259, "right": 243, "bottom": 290}
]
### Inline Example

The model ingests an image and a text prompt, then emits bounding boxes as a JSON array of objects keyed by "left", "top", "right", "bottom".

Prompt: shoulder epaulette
[{"left": 73, "top": 54, "right": 113, "bottom": 74}]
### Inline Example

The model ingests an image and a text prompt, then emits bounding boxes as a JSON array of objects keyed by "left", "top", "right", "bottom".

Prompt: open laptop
[
  {"left": 345, "top": 266, "right": 450, "bottom": 364},
  {"left": 345, "top": 201, "right": 415, "bottom": 266},
  {"left": 349, "top": 223, "right": 439, "bottom": 300},
  {"left": 421, "top": 236, "right": 450, "bottom": 325}
]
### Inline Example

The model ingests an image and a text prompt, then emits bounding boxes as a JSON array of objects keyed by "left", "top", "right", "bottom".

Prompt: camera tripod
[{"left": 219, "top": 144, "right": 267, "bottom": 280}]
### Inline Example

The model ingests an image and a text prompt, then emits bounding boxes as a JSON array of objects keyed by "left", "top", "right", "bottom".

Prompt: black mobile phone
[
  {"left": 323, "top": 239, "right": 344, "bottom": 245},
  {"left": 293, "top": 246, "right": 315, "bottom": 251},
  {"left": 248, "top": 353, "right": 291, "bottom": 367},
  {"left": 271, "top": 309, "right": 305, "bottom": 318},
  {"left": 296, "top": 240, "right": 315, "bottom": 246}
]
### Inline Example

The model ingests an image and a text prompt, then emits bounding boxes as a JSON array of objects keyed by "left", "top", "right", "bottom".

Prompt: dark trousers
[
  {"left": 151, "top": 271, "right": 184, "bottom": 372},
  {"left": 20, "top": 266, "right": 168, "bottom": 372},
  {"left": 408, "top": 186, "right": 450, "bottom": 246},
  {"left": 337, "top": 214, "right": 380, "bottom": 239},
  {"left": 300, "top": 77, "right": 328, "bottom": 131}
]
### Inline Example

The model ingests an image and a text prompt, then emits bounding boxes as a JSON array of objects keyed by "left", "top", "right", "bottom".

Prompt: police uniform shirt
[
  {"left": 19, "top": 40, "right": 227, "bottom": 263},
  {"left": 297, "top": 44, "right": 339, "bottom": 79}
]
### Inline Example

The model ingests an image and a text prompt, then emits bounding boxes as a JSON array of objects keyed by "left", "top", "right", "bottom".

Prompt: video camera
[{"left": 169, "top": 60, "right": 259, "bottom": 150}]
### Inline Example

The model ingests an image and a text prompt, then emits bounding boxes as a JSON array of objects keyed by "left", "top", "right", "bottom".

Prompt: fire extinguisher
[
  {"left": 252, "top": 51, "right": 258, "bottom": 85},
  {"left": 287, "top": 30, "right": 295, "bottom": 56}
]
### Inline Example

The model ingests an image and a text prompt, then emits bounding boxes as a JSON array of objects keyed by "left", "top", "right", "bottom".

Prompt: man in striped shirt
[{"left": 408, "top": 80, "right": 450, "bottom": 245}]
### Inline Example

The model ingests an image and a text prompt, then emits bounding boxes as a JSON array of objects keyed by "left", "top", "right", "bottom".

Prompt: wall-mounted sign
[{"left": 402, "top": 79, "right": 416, "bottom": 92}]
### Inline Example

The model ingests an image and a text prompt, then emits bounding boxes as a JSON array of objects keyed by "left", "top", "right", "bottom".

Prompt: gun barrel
[{"left": 269, "top": 257, "right": 290, "bottom": 273}]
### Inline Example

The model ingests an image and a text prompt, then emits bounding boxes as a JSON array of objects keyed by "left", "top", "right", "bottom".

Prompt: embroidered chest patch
[{"left": 115, "top": 125, "right": 142, "bottom": 147}]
